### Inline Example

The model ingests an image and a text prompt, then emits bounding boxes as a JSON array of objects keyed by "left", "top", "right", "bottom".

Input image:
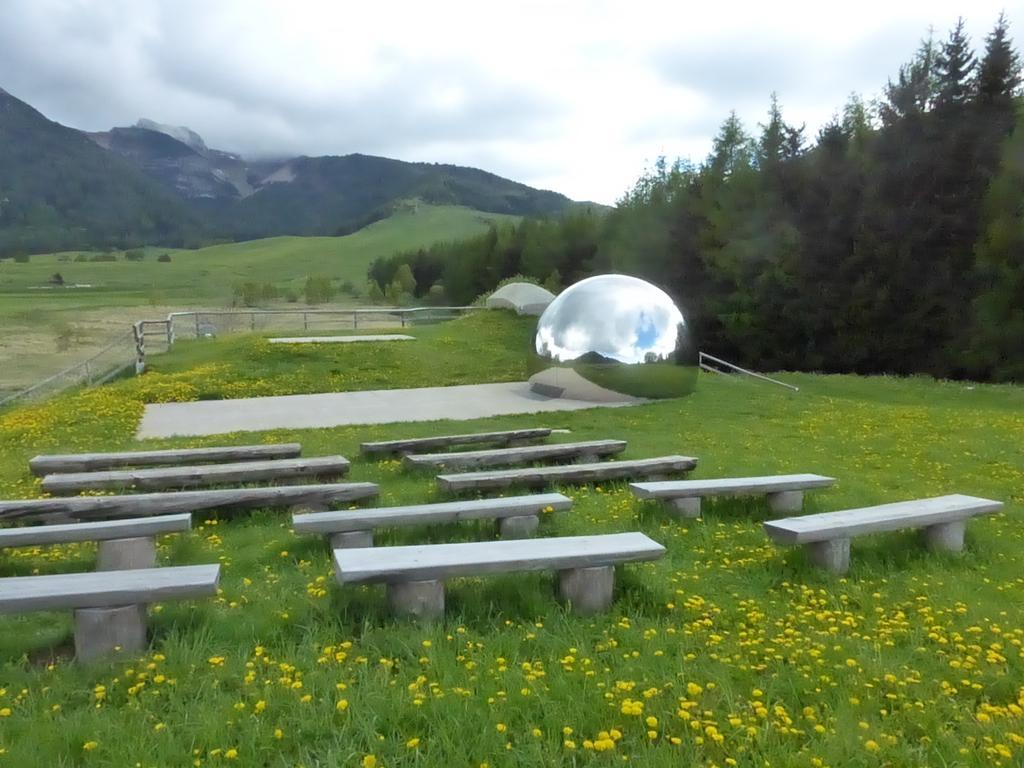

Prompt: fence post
[
  {"left": 84, "top": 360, "right": 93, "bottom": 386},
  {"left": 304, "top": 312, "right": 308, "bottom": 331},
  {"left": 194, "top": 313, "right": 200, "bottom": 338},
  {"left": 354, "top": 312, "right": 358, "bottom": 330},
  {"left": 166, "top": 318, "right": 174, "bottom": 347},
  {"left": 251, "top": 312, "right": 256, "bottom": 331},
  {"left": 133, "top": 322, "right": 146, "bottom": 374}
]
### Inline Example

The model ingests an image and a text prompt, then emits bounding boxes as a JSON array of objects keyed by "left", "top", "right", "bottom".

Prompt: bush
[
  {"left": 304, "top": 275, "right": 335, "bottom": 305},
  {"left": 125, "top": 249, "right": 145, "bottom": 262},
  {"left": 157, "top": 253, "right": 172, "bottom": 263},
  {"left": 49, "top": 272, "right": 64, "bottom": 286},
  {"left": 74, "top": 254, "right": 88, "bottom": 262},
  {"left": 12, "top": 253, "right": 29, "bottom": 263},
  {"left": 89, "top": 253, "right": 117, "bottom": 262}
]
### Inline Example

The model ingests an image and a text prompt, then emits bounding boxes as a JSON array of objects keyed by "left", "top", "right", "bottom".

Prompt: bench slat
[
  {"left": 438, "top": 456, "right": 697, "bottom": 492},
  {"left": 0, "top": 564, "right": 221, "bottom": 614},
  {"left": 0, "top": 483, "right": 379, "bottom": 524},
  {"left": 294, "top": 493, "right": 572, "bottom": 534},
  {"left": 631, "top": 473, "right": 835, "bottom": 499},
  {"left": 0, "top": 513, "right": 191, "bottom": 548},
  {"left": 29, "top": 443, "right": 302, "bottom": 475},
  {"left": 333, "top": 532, "right": 665, "bottom": 584},
  {"left": 41, "top": 456, "right": 350, "bottom": 495},
  {"left": 404, "top": 440, "right": 626, "bottom": 470},
  {"left": 764, "top": 494, "right": 1003, "bottom": 544},
  {"left": 361, "top": 429, "right": 552, "bottom": 455}
]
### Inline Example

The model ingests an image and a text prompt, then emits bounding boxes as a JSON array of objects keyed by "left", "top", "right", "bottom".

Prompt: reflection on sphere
[{"left": 528, "top": 274, "right": 697, "bottom": 401}]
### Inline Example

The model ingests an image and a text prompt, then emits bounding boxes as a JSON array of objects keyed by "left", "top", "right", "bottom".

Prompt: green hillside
[
  {"left": 0, "top": 204, "right": 519, "bottom": 391},
  {"left": 0, "top": 204, "right": 518, "bottom": 304}
]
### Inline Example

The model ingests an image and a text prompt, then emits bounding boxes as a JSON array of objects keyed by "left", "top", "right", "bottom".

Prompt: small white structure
[{"left": 485, "top": 282, "right": 555, "bottom": 316}]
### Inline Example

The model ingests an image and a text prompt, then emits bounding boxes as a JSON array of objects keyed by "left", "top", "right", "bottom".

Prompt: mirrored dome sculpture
[{"left": 528, "top": 274, "right": 697, "bottom": 401}]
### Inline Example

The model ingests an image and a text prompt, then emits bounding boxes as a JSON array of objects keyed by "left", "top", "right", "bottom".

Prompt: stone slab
[
  {"left": 438, "top": 455, "right": 698, "bottom": 492},
  {"left": 294, "top": 493, "right": 571, "bottom": 534},
  {"left": 0, "top": 513, "right": 191, "bottom": 548},
  {"left": 0, "top": 564, "right": 221, "bottom": 614},
  {"left": 631, "top": 473, "right": 835, "bottom": 499},
  {"left": 138, "top": 383, "right": 640, "bottom": 439},
  {"left": 404, "top": 440, "right": 626, "bottom": 470},
  {"left": 29, "top": 443, "right": 301, "bottom": 475},
  {"left": 332, "top": 532, "right": 665, "bottom": 584},
  {"left": 0, "top": 483, "right": 379, "bottom": 523},
  {"left": 41, "top": 456, "right": 350, "bottom": 495},
  {"left": 268, "top": 335, "right": 415, "bottom": 344},
  {"left": 361, "top": 428, "right": 553, "bottom": 456}
]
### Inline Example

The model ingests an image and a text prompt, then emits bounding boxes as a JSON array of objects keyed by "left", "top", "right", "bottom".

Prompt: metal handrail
[{"left": 698, "top": 351, "right": 799, "bottom": 392}]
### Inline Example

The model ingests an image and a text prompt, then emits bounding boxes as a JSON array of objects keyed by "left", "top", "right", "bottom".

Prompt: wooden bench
[
  {"left": 0, "top": 482, "right": 379, "bottom": 524},
  {"left": 0, "top": 513, "right": 191, "bottom": 570},
  {"left": 333, "top": 532, "right": 665, "bottom": 618},
  {"left": 0, "top": 564, "right": 220, "bottom": 661},
  {"left": 763, "top": 494, "right": 1004, "bottom": 573},
  {"left": 29, "top": 443, "right": 302, "bottom": 476},
  {"left": 294, "top": 492, "right": 573, "bottom": 547},
  {"left": 361, "top": 428, "right": 552, "bottom": 456},
  {"left": 437, "top": 455, "right": 698, "bottom": 493},
  {"left": 40, "top": 456, "right": 351, "bottom": 495},
  {"left": 630, "top": 473, "right": 836, "bottom": 517},
  {"left": 403, "top": 440, "right": 626, "bottom": 471}
]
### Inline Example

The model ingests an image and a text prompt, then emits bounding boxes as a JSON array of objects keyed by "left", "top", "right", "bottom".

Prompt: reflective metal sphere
[{"left": 528, "top": 274, "right": 697, "bottom": 401}]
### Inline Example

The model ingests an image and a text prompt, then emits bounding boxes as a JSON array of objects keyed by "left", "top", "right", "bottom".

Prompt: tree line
[{"left": 369, "top": 17, "right": 1023, "bottom": 382}]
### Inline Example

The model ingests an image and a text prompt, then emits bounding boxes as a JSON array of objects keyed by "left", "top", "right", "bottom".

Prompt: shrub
[
  {"left": 304, "top": 275, "right": 335, "bottom": 305},
  {"left": 157, "top": 253, "right": 172, "bottom": 263},
  {"left": 125, "top": 249, "right": 145, "bottom": 262}
]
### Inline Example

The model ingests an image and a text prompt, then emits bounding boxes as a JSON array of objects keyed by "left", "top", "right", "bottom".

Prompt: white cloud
[{"left": 0, "top": 0, "right": 1019, "bottom": 203}]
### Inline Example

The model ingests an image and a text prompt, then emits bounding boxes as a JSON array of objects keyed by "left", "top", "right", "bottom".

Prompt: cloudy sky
[{"left": 1, "top": 0, "right": 1020, "bottom": 204}]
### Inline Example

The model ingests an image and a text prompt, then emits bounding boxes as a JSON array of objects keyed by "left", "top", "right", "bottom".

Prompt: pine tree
[
  {"left": 934, "top": 18, "right": 977, "bottom": 111},
  {"left": 975, "top": 13, "right": 1022, "bottom": 107}
]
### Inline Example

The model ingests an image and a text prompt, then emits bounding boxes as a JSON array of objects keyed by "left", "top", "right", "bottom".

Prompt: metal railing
[{"left": 698, "top": 351, "right": 800, "bottom": 392}]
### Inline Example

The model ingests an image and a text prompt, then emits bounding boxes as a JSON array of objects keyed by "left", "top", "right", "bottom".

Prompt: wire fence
[
  {"left": 0, "top": 306, "right": 480, "bottom": 410},
  {"left": 0, "top": 329, "right": 139, "bottom": 409},
  {"left": 166, "top": 306, "right": 479, "bottom": 342}
]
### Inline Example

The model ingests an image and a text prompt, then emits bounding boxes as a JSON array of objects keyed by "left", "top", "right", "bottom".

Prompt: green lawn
[
  {"left": 0, "top": 204, "right": 518, "bottom": 391},
  {"left": 0, "top": 312, "right": 1022, "bottom": 767}
]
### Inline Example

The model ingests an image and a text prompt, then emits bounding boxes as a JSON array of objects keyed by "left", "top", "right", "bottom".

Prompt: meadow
[
  {"left": 0, "top": 312, "right": 1022, "bottom": 767},
  {"left": 0, "top": 204, "right": 517, "bottom": 392}
]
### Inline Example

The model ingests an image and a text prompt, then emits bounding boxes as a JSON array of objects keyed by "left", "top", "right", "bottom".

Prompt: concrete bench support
[
  {"left": 96, "top": 537, "right": 157, "bottom": 570},
  {"left": 558, "top": 565, "right": 614, "bottom": 614},
  {"left": 767, "top": 490, "right": 804, "bottom": 514},
  {"left": 807, "top": 538, "right": 850, "bottom": 573},
  {"left": 387, "top": 580, "right": 445, "bottom": 620},
  {"left": 924, "top": 519, "right": 966, "bottom": 552},
  {"left": 330, "top": 531, "right": 374, "bottom": 549},
  {"left": 498, "top": 514, "right": 539, "bottom": 539},
  {"left": 74, "top": 604, "right": 148, "bottom": 661},
  {"left": 670, "top": 498, "right": 702, "bottom": 518}
]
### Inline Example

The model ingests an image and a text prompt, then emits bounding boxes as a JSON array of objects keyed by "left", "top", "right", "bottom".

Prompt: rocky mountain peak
[{"left": 135, "top": 118, "right": 207, "bottom": 153}]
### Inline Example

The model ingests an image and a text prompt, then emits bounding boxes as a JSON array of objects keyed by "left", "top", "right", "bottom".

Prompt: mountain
[
  {"left": 0, "top": 88, "right": 209, "bottom": 257},
  {"left": 0, "top": 87, "right": 580, "bottom": 256}
]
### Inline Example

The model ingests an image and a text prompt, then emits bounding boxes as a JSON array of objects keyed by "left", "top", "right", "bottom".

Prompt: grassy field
[
  {"left": 0, "top": 204, "right": 518, "bottom": 391},
  {"left": 0, "top": 312, "right": 1022, "bottom": 767}
]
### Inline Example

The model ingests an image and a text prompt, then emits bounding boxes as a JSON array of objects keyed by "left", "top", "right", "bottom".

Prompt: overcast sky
[{"left": 1, "top": 0, "right": 1020, "bottom": 204}]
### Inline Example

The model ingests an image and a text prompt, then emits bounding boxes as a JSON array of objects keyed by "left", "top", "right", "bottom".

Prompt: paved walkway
[
  {"left": 137, "top": 382, "right": 642, "bottom": 438},
  {"left": 268, "top": 335, "right": 414, "bottom": 344}
]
